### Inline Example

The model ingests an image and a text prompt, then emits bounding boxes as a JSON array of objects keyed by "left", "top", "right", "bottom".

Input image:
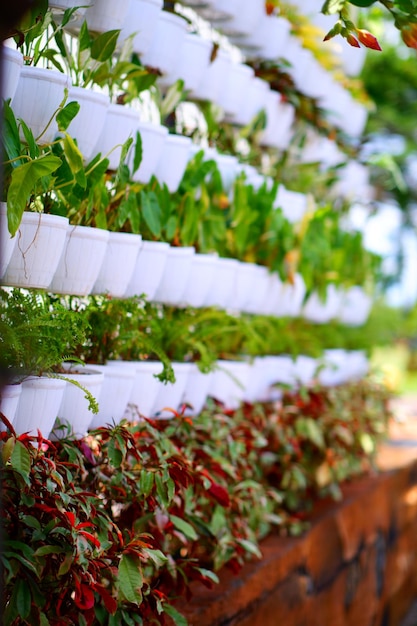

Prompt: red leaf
[
  {"left": 79, "top": 531, "right": 101, "bottom": 548},
  {"left": 92, "top": 584, "right": 117, "bottom": 615},
  {"left": 65, "top": 511, "right": 76, "bottom": 527},
  {"left": 74, "top": 583, "right": 95, "bottom": 610},
  {"left": 207, "top": 482, "right": 230, "bottom": 508},
  {"left": 76, "top": 521, "right": 95, "bottom": 530},
  {"left": 356, "top": 29, "right": 381, "bottom": 51}
]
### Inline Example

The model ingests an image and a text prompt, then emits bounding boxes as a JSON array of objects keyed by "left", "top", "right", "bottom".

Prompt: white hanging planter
[
  {"left": 92, "top": 231, "right": 143, "bottom": 298},
  {"left": 318, "top": 349, "right": 350, "bottom": 387},
  {"left": 213, "top": 153, "right": 239, "bottom": 193},
  {"left": 0, "top": 204, "right": 17, "bottom": 279},
  {"left": 262, "top": 355, "right": 296, "bottom": 400},
  {"left": 182, "top": 253, "right": 218, "bottom": 308},
  {"left": 346, "top": 350, "right": 369, "bottom": 381},
  {"left": 53, "top": 364, "right": 104, "bottom": 440},
  {"left": 153, "top": 246, "right": 195, "bottom": 306},
  {"left": 141, "top": 11, "right": 188, "bottom": 79},
  {"left": 131, "top": 122, "right": 168, "bottom": 184},
  {"left": 275, "top": 273, "right": 307, "bottom": 318},
  {"left": 209, "top": 360, "right": 251, "bottom": 411},
  {"left": 154, "top": 134, "right": 192, "bottom": 192},
  {"left": 260, "top": 94, "right": 295, "bottom": 151},
  {"left": 221, "top": 0, "right": 265, "bottom": 38},
  {"left": 2, "top": 212, "right": 69, "bottom": 289},
  {"left": 119, "top": 0, "right": 163, "bottom": 57},
  {"left": 65, "top": 86, "right": 110, "bottom": 162},
  {"left": 87, "top": 364, "right": 136, "bottom": 429},
  {"left": 151, "top": 362, "right": 191, "bottom": 418},
  {"left": 234, "top": 261, "right": 258, "bottom": 312},
  {"left": 125, "top": 240, "right": 170, "bottom": 299},
  {"left": 12, "top": 66, "right": 70, "bottom": 144},
  {"left": 242, "top": 265, "right": 271, "bottom": 314},
  {"left": 49, "top": 225, "right": 109, "bottom": 296},
  {"left": 274, "top": 185, "right": 308, "bottom": 223},
  {"left": 223, "top": 63, "right": 254, "bottom": 121},
  {"left": 0, "top": 383, "right": 22, "bottom": 431},
  {"left": 250, "top": 16, "right": 291, "bottom": 60},
  {"left": 303, "top": 284, "right": 343, "bottom": 324},
  {"left": 183, "top": 364, "right": 213, "bottom": 416},
  {"left": 242, "top": 358, "right": 267, "bottom": 404},
  {"left": 191, "top": 49, "right": 232, "bottom": 107},
  {"left": 203, "top": 257, "right": 239, "bottom": 309},
  {"left": 84, "top": 0, "right": 131, "bottom": 33},
  {"left": 338, "top": 286, "right": 372, "bottom": 327},
  {"left": 13, "top": 376, "right": 67, "bottom": 438},
  {"left": 49, "top": 0, "right": 93, "bottom": 22},
  {"left": 232, "top": 76, "right": 269, "bottom": 127},
  {"left": 294, "top": 355, "right": 318, "bottom": 387},
  {"left": 2, "top": 46, "right": 23, "bottom": 101},
  {"left": 107, "top": 360, "right": 163, "bottom": 421},
  {"left": 93, "top": 103, "right": 141, "bottom": 171},
  {"left": 259, "top": 272, "right": 284, "bottom": 316},
  {"left": 163, "top": 34, "right": 212, "bottom": 93}
]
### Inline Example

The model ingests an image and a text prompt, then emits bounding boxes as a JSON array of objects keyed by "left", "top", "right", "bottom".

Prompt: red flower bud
[
  {"left": 356, "top": 29, "right": 382, "bottom": 51},
  {"left": 346, "top": 33, "right": 360, "bottom": 48},
  {"left": 401, "top": 27, "right": 417, "bottom": 50}
]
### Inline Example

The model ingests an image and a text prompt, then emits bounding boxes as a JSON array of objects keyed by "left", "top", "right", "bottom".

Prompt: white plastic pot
[
  {"left": 13, "top": 376, "right": 67, "bottom": 438},
  {"left": 221, "top": 0, "right": 265, "bottom": 38},
  {"left": 213, "top": 153, "right": 239, "bottom": 193},
  {"left": 154, "top": 134, "right": 192, "bottom": 192},
  {"left": 209, "top": 360, "right": 251, "bottom": 410},
  {"left": 84, "top": 0, "right": 131, "bottom": 32},
  {"left": 3, "top": 212, "right": 69, "bottom": 289},
  {"left": 119, "top": 0, "right": 163, "bottom": 57},
  {"left": 259, "top": 272, "right": 285, "bottom": 316},
  {"left": 93, "top": 103, "right": 141, "bottom": 171},
  {"left": 92, "top": 231, "right": 143, "bottom": 297},
  {"left": 153, "top": 246, "right": 195, "bottom": 306},
  {"left": 108, "top": 360, "right": 163, "bottom": 421},
  {"left": 141, "top": 11, "right": 188, "bottom": 79},
  {"left": 49, "top": 225, "right": 109, "bottom": 296},
  {"left": 233, "top": 76, "right": 269, "bottom": 127},
  {"left": 303, "top": 284, "right": 343, "bottom": 324},
  {"left": 263, "top": 355, "right": 296, "bottom": 400},
  {"left": 191, "top": 48, "right": 232, "bottom": 106},
  {"left": 234, "top": 261, "right": 258, "bottom": 311},
  {"left": 240, "top": 15, "right": 290, "bottom": 60},
  {"left": 183, "top": 364, "right": 213, "bottom": 416},
  {"left": 49, "top": 0, "right": 92, "bottom": 21},
  {"left": 338, "top": 286, "right": 372, "bottom": 327},
  {"left": 88, "top": 364, "right": 136, "bottom": 429},
  {"left": 203, "top": 257, "right": 239, "bottom": 309},
  {"left": 125, "top": 240, "right": 170, "bottom": 299},
  {"left": 274, "top": 185, "right": 308, "bottom": 223},
  {"left": 318, "top": 349, "right": 350, "bottom": 387},
  {"left": 66, "top": 86, "right": 110, "bottom": 162},
  {"left": 161, "top": 34, "right": 212, "bottom": 92},
  {"left": 182, "top": 253, "right": 218, "bottom": 308},
  {"left": 2, "top": 46, "right": 23, "bottom": 101},
  {"left": 294, "top": 355, "right": 317, "bottom": 387},
  {"left": 0, "top": 203, "right": 17, "bottom": 279},
  {"left": 276, "top": 274, "right": 306, "bottom": 318},
  {"left": 131, "top": 121, "right": 168, "bottom": 184},
  {"left": 54, "top": 365, "right": 104, "bottom": 439},
  {"left": 0, "top": 384, "right": 22, "bottom": 430},
  {"left": 151, "top": 362, "right": 192, "bottom": 418},
  {"left": 198, "top": 0, "right": 239, "bottom": 22},
  {"left": 12, "top": 66, "right": 70, "bottom": 144},
  {"left": 242, "top": 265, "right": 271, "bottom": 315},
  {"left": 222, "top": 63, "right": 254, "bottom": 121}
]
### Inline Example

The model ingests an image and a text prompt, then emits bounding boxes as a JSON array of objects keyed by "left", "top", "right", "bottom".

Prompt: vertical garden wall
[{"left": 0, "top": 0, "right": 409, "bottom": 624}]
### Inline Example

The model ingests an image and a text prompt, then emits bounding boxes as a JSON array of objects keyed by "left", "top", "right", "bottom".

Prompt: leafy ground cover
[{"left": 1, "top": 378, "right": 390, "bottom": 626}]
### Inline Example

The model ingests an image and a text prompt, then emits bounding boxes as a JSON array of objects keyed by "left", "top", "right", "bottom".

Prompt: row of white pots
[
  {"left": 6, "top": 61, "right": 194, "bottom": 189},
  {"left": 0, "top": 349, "right": 369, "bottom": 438},
  {"left": 0, "top": 206, "right": 372, "bottom": 324}
]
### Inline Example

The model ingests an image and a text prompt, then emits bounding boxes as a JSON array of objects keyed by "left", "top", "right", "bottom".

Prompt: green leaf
[
  {"left": 139, "top": 470, "right": 154, "bottom": 497},
  {"left": 236, "top": 538, "right": 262, "bottom": 559},
  {"left": 33, "top": 545, "right": 65, "bottom": 557},
  {"left": 196, "top": 567, "right": 219, "bottom": 584},
  {"left": 1, "top": 99, "right": 22, "bottom": 165},
  {"left": 155, "top": 473, "right": 168, "bottom": 507},
  {"left": 19, "top": 119, "right": 39, "bottom": 160},
  {"left": 2, "top": 436, "right": 15, "bottom": 464},
  {"left": 140, "top": 190, "right": 161, "bottom": 237},
  {"left": 321, "top": 0, "right": 345, "bottom": 13},
  {"left": 16, "top": 578, "right": 32, "bottom": 619},
  {"left": 132, "top": 131, "right": 142, "bottom": 174},
  {"left": 160, "top": 80, "right": 185, "bottom": 119},
  {"left": 91, "top": 30, "right": 120, "bottom": 62},
  {"left": 162, "top": 604, "right": 188, "bottom": 626},
  {"left": 108, "top": 437, "right": 123, "bottom": 468},
  {"left": 56, "top": 101, "right": 81, "bottom": 132},
  {"left": 170, "top": 515, "right": 198, "bottom": 541},
  {"left": 143, "top": 548, "right": 168, "bottom": 569},
  {"left": 118, "top": 554, "right": 143, "bottom": 605},
  {"left": 295, "top": 417, "right": 325, "bottom": 449},
  {"left": 9, "top": 440, "right": 31, "bottom": 480},
  {"left": 79, "top": 20, "right": 91, "bottom": 52},
  {"left": 7, "top": 154, "right": 62, "bottom": 236}
]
